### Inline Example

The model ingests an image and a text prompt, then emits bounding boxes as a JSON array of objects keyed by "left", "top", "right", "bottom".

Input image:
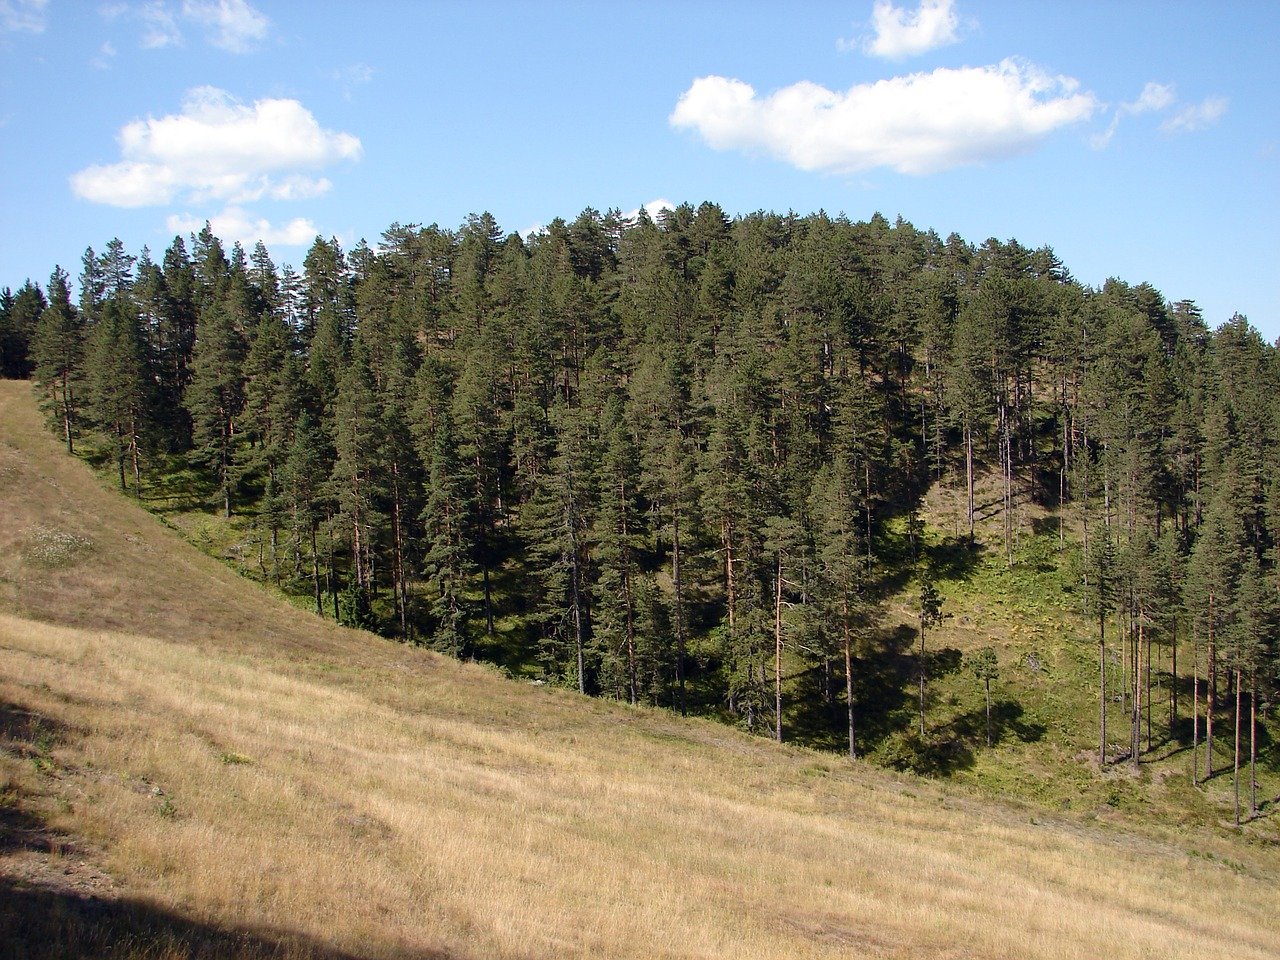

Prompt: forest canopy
[{"left": 3, "top": 203, "right": 1276, "bottom": 817}]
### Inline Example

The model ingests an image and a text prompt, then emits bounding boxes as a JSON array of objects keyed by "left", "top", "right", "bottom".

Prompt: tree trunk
[
  {"left": 842, "top": 595, "right": 855, "bottom": 760},
  {"left": 310, "top": 520, "right": 322, "bottom": 618},
  {"left": 390, "top": 464, "right": 408, "bottom": 640},
  {"left": 965, "top": 422, "right": 974, "bottom": 542},
  {"left": 984, "top": 677, "right": 992, "bottom": 747},
  {"left": 1131, "top": 614, "right": 1142, "bottom": 770},
  {"left": 1099, "top": 608, "right": 1107, "bottom": 766},
  {"left": 61, "top": 376, "right": 74, "bottom": 454},
  {"left": 1233, "top": 668, "right": 1242, "bottom": 827},
  {"left": 129, "top": 415, "right": 141, "bottom": 495},
  {"left": 1145, "top": 613, "right": 1152, "bottom": 751},
  {"left": 116, "top": 423, "right": 126, "bottom": 491},
  {"left": 774, "top": 554, "right": 784, "bottom": 743},
  {"left": 1205, "top": 596, "right": 1215, "bottom": 780},
  {"left": 918, "top": 617, "right": 927, "bottom": 737},
  {"left": 672, "top": 504, "right": 687, "bottom": 718},
  {"left": 724, "top": 521, "right": 736, "bottom": 631},
  {"left": 1249, "top": 674, "right": 1257, "bottom": 817},
  {"left": 1170, "top": 616, "right": 1178, "bottom": 741},
  {"left": 567, "top": 503, "right": 585, "bottom": 696},
  {"left": 1192, "top": 646, "right": 1200, "bottom": 787}
]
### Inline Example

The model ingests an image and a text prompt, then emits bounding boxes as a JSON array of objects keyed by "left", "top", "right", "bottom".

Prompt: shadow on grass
[
  {"left": 925, "top": 535, "right": 985, "bottom": 585},
  {"left": 879, "top": 700, "right": 1047, "bottom": 777},
  {"left": 0, "top": 880, "right": 421, "bottom": 960},
  {"left": 0, "top": 697, "right": 459, "bottom": 960}
]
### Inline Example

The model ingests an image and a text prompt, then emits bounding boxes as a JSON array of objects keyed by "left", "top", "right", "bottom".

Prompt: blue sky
[{"left": 2, "top": 0, "right": 1277, "bottom": 338}]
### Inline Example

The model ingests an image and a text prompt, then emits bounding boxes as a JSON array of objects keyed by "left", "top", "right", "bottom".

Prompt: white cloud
[
  {"left": 101, "top": 1, "right": 183, "bottom": 49},
  {"left": 102, "top": 0, "right": 267, "bottom": 52},
  {"left": 182, "top": 0, "right": 267, "bottom": 53},
  {"left": 622, "top": 198, "right": 675, "bottom": 222},
  {"left": 670, "top": 59, "right": 1097, "bottom": 176},
  {"left": 1092, "top": 83, "right": 1224, "bottom": 148},
  {"left": 71, "top": 86, "right": 362, "bottom": 207},
  {"left": 1, "top": 0, "right": 48, "bottom": 34},
  {"left": 1091, "top": 81, "right": 1176, "bottom": 149},
  {"left": 1130, "top": 81, "right": 1175, "bottom": 114},
  {"left": 1162, "top": 96, "right": 1228, "bottom": 134},
  {"left": 858, "top": 0, "right": 960, "bottom": 60},
  {"left": 167, "top": 207, "right": 318, "bottom": 248},
  {"left": 334, "top": 63, "right": 374, "bottom": 101},
  {"left": 91, "top": 40, "right": 118, "bottom": 69}
]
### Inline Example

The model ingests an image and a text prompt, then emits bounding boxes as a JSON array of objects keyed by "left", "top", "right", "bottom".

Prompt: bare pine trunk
[
  {"left": 965, "top": 422, "right": 974, "bottom": 542},
  {"left": 1192, "top": 647, "right": 1200, "bottom": 787},
  {"left": 1099, "top": 609, "right": 1107, "bottom": 766},
  {"left": 1131, "top": 614, "right": 1142, "bottom": 769},
  {"left": 984, "top": 678, "right": 992, "bottom": 747},
  {"left": 1250, "top": 675, "right": 1258, "bottom": 817},
  {"left": 1170, "top": 617, "right": 1178, "bottom": 741},
  {"left": 774, "top": 555, "right": 784, "bottom": 743},
  {"left": 843, "top": 596, "right": 855, "bottom": 760},
  {"left": 1233, "top": 668, "right": 1242, "bottom": 827},
  {"left": 673, "top": 506, "right": 687, "bottom": 717},
  {"left": 918, "top": 617, "right": 927, "bottom": 737},
  {"left": 1206, "top": 598, "right": 1215, "bottom": 780},
  {"left": 310, "top": 521, "right": 322, "bottom": 617}
]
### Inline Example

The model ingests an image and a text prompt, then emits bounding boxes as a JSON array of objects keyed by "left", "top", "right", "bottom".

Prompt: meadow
[{"left": 2, "top": 379, "right": 1278, "bottom": 959}]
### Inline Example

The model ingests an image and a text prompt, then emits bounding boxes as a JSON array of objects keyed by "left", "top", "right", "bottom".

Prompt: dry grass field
[{"left": 2, "top": 378, "right": 1278, "bottom": 960}]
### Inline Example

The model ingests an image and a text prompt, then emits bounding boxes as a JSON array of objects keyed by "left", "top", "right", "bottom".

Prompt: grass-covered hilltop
[{"left": 1, "top": 205, "right": 1278, "bottom": 956}]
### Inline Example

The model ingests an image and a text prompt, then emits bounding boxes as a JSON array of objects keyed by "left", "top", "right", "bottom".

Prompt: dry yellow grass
[{"left": 2, "top": 379, "right": 1278, "bottom": 960}]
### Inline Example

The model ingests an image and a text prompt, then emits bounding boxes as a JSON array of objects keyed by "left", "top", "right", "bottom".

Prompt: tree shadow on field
[
  {"left": 0, "top": 879, "right": 421, "bottom": 960},
  {"left": 944, "top": 699, "right": 1047, "bottom": 749},
  {"left": 880, "top": 699, "right": 1046, "bottom": 777},
  {"left": 924, "top": 535, "right": 985, "bottom": 585},
  {"left": 0, "top": 696, "right": 464, "bottom": 960}
]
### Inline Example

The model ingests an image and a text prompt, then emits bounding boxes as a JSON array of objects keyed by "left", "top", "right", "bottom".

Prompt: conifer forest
[{"left": 3, "top": 204, "right": 1277, "bottom": 806}]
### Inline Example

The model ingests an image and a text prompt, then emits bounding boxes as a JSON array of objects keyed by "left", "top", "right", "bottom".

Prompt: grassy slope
[
  {"left": 1, "top": 379, "right": 1278, "bottom": 960},
  {"left": 905, "top": 471, "right": 1280, "bottom": 831}
]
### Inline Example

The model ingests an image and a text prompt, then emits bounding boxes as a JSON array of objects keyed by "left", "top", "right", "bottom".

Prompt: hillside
[{"left": 2, "top": 377, "right": 1278, "bottom": 959}]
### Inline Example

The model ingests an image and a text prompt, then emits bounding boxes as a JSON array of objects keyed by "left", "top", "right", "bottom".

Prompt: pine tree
[
  {"left": 1, "top": 279, "right": 44, "bottom": 378},
  {"left": 85, "top": 293, "right": 150, "bottom": 492},
  {"left": 917, "top": 572, "right": 943, "bottom": 737},
  {"left": 280, "top": 411, "right": 331, "bottom": 616},
  {"left": 421, "top": 409, "right": 476, "bottom": 654},
  {"left": 525, "top": 401, "right": 597, "bottom": 692},
  {"left": 966, "top": 647, "right": 999, "bottom": 747},
  {"left": 186, "top": 296, "right": 246, "bottom": 516},
  {"left": 30, "top": 267, "right": 84, "bottom": 452},
  {"left": 330, "top": 342, "right": 384, "bottom": 624},
  {"left": 592, "top": 403, "right": 645, "bottom": 703},
  {"left": 1186, "top": 483, "right": 1243, "bottom": 781},
  {"left": 1227, "top": 553, "right": 1272, "bottom": 822},
  {"left": 1082, "top": 527, "right": 1116, "bottom": 765}
]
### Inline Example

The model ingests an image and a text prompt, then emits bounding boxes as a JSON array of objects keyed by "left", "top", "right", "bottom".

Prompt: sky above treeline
[{"left": 2, "top": 0, "right": 1276, "bottom": 338}]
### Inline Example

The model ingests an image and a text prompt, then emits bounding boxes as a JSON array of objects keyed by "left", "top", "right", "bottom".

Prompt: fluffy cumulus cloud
[
  {"left": 166, "top": 207, "right": 319, "bottom": 247},
  {"left": 0, "top": 0, "right": 48, "bottom": 34},
  {"left": 623, "top": 198, "right": 675, "bottom": 222},
  {"left": 670, "top": 59, "right": 1097, "bottom": 176},
  {"left": 70, "top": 86, "right": 361, "bottom": 207},
  {"left": 857, "top": 0, "right": 959, "bottom": 59}
]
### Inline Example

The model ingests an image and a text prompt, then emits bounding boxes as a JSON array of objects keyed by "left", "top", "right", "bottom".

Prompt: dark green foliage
[
  {"left": 30, "top": 268, "right": 84, "bottom": 452},
  {"left": 85, "top": 294, "right": 152, "bottom": 492},
  {"left": 185, "top": 296, "right": 246, "bottom": 516},
  {"left": 14, "top": 209, "right": 1279, "bottom": 798}
]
